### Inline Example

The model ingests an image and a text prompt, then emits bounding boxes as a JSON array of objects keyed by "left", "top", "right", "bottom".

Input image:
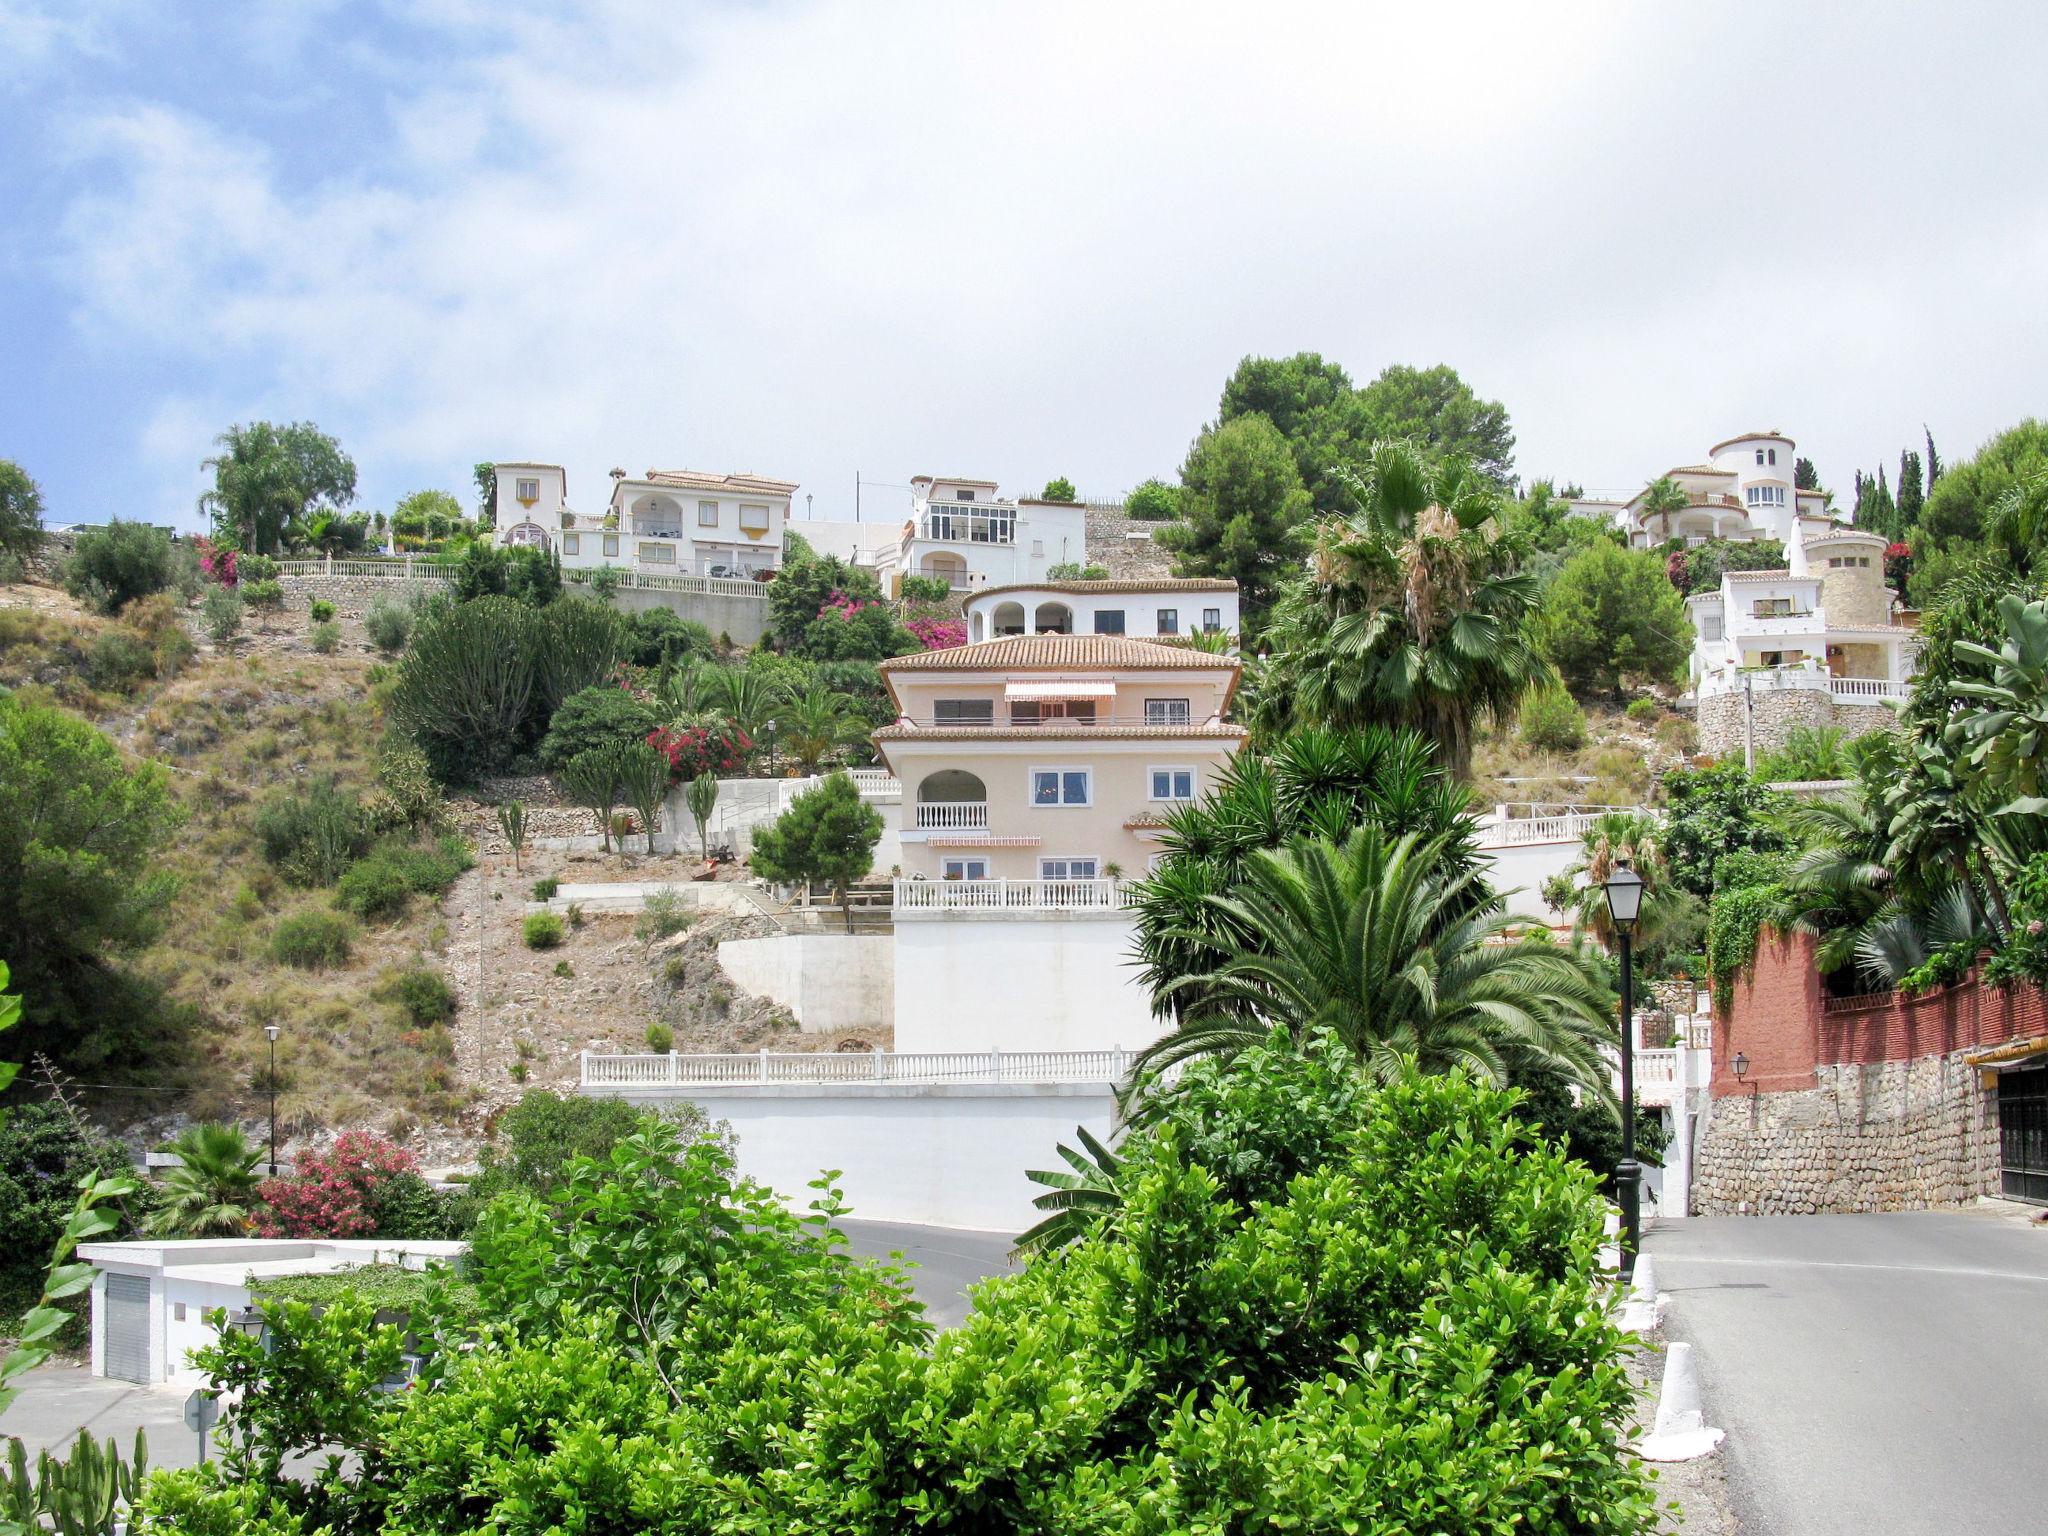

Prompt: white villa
[
  {"left": 1688, "top": 521, "right": 1917, "bottom": 755},
  {"left": 961, "top": 577, "right": 1240, "bottom": 643},
  {"left": 1582, "top": 431, "right": 1834, "bottom": 550},
  {"left": 804, "top": 475, "right": 1091, "bottom": 595},
  {"left": 493, "top": 462, "right": 797, "bottom": 579}
]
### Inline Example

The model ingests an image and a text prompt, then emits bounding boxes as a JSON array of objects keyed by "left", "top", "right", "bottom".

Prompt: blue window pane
[
  {"left": 1062, "top": 772, "right": 1088, "bottom": 804},
  {"left": 1033, "top": 773, "right": 1060, "bottom": 804}
]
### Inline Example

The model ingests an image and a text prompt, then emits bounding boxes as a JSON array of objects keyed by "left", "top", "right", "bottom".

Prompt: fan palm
[
  {"left": 146, "top": 1124, "right": 261, "bottom": 1238},
  {"left": 1558, "top": 812, "right": 1677, "bottom": 952},
  {"left": 1251, "top": 439, "right": 1549, "bottom": 778},
  {"left": 1123, "top": 828, "right": 1615, "bottom": 1114},
  {"left": 778, "top": 685, "right": 862, "bottom": 774},
  {"left": 1776, "top": 787, "right": 1898, "bottom": 976}
]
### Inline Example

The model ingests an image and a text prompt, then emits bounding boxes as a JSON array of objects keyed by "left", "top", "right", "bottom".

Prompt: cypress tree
[
  {"left": 1924, "top": 427, "right": 1942, "bottom": 491},
  {"left": 1896, "top": 449, "right": 1924, "bottom": 534}
]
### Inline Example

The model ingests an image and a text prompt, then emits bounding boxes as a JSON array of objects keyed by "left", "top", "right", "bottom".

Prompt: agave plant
[{"left": 1122, "top": 828, "right": 1615, "bottom": 1115}]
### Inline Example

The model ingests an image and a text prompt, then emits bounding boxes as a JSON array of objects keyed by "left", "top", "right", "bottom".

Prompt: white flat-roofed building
[
  {"left": 493, "top": 463, "right": 798, "bottom": 579},
  {"left": 962, "top": 578, "right": 1239, "bottom": 643},
  {"left": 806, "top": 476, "right": 1091, "bottom": 594}
]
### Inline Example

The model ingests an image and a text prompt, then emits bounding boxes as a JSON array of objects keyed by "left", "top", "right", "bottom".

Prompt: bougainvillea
[
  {"left": 196, "top": 538, "right": 238, "bottom": 587},
  {"left": 1885, "top": 540, "right": 1912, "bottom": 591},
  {"left": 905, "top": 616, "right": 967, "bottom": 650},
  {"left": 255, "top": 1131, "right": 418, "bottom": 1239},
  {"left": 1664, "top": 549, "right": 1689, "bottom": 593},
  {"left": 647, "top": 724, "right": 753, "bottom": 782}
]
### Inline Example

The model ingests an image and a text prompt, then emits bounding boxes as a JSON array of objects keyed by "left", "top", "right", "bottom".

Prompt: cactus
[
  {"left": 496, "top": 799, "right": 527, "bottom": 871},
  {"left": 0, "top": 1428, "right": 148, "bottom": 1535}
]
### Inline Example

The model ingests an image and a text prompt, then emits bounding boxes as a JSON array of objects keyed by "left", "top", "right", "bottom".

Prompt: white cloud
[{"left": 38, "top": 0, "right": 2048, "bottom": 525}]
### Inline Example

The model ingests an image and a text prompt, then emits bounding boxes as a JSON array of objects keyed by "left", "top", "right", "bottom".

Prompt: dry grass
[{"left": 1472, "top": 699, "right": 1693, "bottom": 808}]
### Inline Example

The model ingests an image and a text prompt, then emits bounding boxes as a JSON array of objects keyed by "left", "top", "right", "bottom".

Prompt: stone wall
[
  {"left": 1695, "top": 685, "right": 1899, "bottom": 758},
  {"left": 1083, "top": 510, "right": 1176, "bottom": 580},
  {"left": 1693, "top": 1051, "right": 1998, "bottom": 1213}
]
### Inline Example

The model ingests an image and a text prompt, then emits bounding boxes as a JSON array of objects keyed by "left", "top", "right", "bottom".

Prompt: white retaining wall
[
  {"left": 892, "top": 912, "right": 1161, "bottom": 1054},
  {"left": 591, "top": 1081, "right": 1116, "bottom": 1232},
  {"left": 717, "top": 934, "right": 894, "bottom": 1033},
  {"left": 1476, "top": 838, "right": 1578, "bottom": 922}
]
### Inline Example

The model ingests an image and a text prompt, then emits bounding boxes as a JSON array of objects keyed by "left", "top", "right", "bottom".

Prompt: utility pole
[
  {"left": 855, "top": 471, "right": 861, "bottom": 522},
  {"left": 1742, "top": 671, "right": 1755, "bottom": 773}
]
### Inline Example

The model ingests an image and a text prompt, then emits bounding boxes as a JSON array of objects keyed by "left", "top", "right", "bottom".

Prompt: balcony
[
  {"left": 916, "top": 510, "right": 1016, "bottom": 545},
  {"left": 582, "top": 1046, "right": 1135, "bottom": 1089},
  {"left": 893, "top": 877, "right": 1129, "bottom": 913},
  {"left": 915, "top": 801, "right": 990, "bottom": 831},
  {"left": 1829, "top": 676, "right": 1910, "bottom": 701}
]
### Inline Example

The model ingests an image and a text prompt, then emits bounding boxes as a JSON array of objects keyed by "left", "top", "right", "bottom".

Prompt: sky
[{"left": 3, "top": 0, "right": 2045, "bottom": 533}]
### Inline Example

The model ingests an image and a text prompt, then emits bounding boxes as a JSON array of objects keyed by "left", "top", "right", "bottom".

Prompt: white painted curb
[{"left": 1637, "top": 1341, "right": 1725, "bottom": 1462}]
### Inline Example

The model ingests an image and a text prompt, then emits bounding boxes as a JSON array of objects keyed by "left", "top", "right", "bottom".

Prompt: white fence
[
  {"left": 914, "top": 801, "right": 989, "bottom": 830},
  {"left": 1829, "top": 676, "right": 1909, "bottom": 701},
  {"left": 1478, "top": 804, "right": 1659, "bottom": 848},
  {"left": 892, "top": 877, "right": 1129, "bottom": 912},
  {"left": 582, "top": 1046, "right": 1132, "bottom": 1087},
  {"left": 1697, "top": 664, "right": 1910, "bottom": 703},
  {"left": 273, "top": 555, "right": 768, "bottom": 600}
]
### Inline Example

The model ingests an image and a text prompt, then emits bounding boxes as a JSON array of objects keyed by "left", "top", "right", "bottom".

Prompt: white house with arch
[
  {"left": 962, "top": 578, "right": 1239, "bottom": 643},
  {"left": 804, "top": 476, "right": 1090, "bottom": 594},
  {"left": 1607, "top": 431, "right": 1834, "bottom": 550},
  {"left": 492, "top": 462, "right": 797, "bottom": 578}
]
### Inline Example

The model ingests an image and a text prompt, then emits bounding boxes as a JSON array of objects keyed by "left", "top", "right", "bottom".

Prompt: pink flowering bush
[
  {"left": 196, "top": 538, "right": 238, "bottom": 587},
  {"left": 255, "top": 1131, "right": 418, "bottom": 1238},
  {"left": 648, "top": 724, "right": 753, "bottom": 782},
  {"left": 905, "top": 616, "right": 967, "bottom": 650}
]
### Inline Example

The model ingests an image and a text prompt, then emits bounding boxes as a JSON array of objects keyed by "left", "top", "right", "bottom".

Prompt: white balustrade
[
  {"left": 1828, "top": 676, "right": 1909, "bottom": 701},
  {"left": 915, "top": 801, "right": 990, "bottom": 830},
  {"left": 581, "top": 1047, "right": 1133, "bottom": 1088},
  {"left": 892, "top": 877, "right": 1129, "bottom": 912}
]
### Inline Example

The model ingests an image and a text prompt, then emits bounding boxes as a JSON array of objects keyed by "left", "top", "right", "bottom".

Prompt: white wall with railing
[
  {"left": 893, "top": 877, "right": 1129, "bottom": 912},
  {"left": 583, "top": 1046, "right": 1133, "bottom": 1087},
  {"left": 274, "top": 554, "right": 767, "bottom": 599}
]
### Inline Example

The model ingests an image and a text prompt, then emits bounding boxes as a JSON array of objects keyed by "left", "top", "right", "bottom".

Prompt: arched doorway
[
  {"left": 916, "top": 769, "right": 989, "bottom": 835},
  {"left": 991, "top": 600, "right": 1026, "bottom": 636},
  {"left": 1033, "top": 602, "right": 1073, "bottom": 634},
  {"left": 630, "top": 494, "right": 684, "bottom": 536},
  {"left": 503, "top": 521, "right": 551, "bottom": 551}
]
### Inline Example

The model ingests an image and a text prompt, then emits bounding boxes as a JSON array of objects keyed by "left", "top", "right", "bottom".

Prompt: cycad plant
[
  {"left": 1123, "top": 828, "right": 1615, "bottom": 1114},
  {"left": 1251, "top": 439, "right": 1550, "bottom": 778},
  {"left": 145, "top": 1124, "right": 261, "bottom": 1238}
]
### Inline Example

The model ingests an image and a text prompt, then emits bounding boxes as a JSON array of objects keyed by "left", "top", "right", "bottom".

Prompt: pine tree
[
  {"left": 748, "top": 772, "right": 882, "bottom": 932},
  {"left": 1794, "top": 456, "right": 1820, "bottom": 491},
  {"left": 1896, "top": 449, "right": 1924, "bottom": 535}
]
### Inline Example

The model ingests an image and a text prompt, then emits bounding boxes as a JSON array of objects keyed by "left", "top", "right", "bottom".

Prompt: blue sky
[{"left": 5, "top": 1, "right": 2047, "bottom": 533}]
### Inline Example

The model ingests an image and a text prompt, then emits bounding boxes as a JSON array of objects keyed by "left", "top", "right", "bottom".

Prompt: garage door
[
  {"left": 1998, "top": 1066, "right": 2048, "bottom": 1205},
  {"left": 103, "top": 1273, "right": 152, "bottom": 1383}
]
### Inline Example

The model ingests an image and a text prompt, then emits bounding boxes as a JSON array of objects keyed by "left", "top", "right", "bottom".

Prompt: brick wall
[{"left": 1694, "top": 926, "right": 2048, "bottom": 1213}]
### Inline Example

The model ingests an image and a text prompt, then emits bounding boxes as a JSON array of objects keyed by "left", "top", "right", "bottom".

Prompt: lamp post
[
  {"left": 1732, "top": 1051, "right": 1754, "bottom": 1096},
  {"left": 764, "top": 719, "right": 778, "bottom": 777},
  {"left": 1603, "top": 861, "right": 1646, "bottom": 1282},
  {"left": 263, "top": 1023, "right": 281, "bottom": 1178}
]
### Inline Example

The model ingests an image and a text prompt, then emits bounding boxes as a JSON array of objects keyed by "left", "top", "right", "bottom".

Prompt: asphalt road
[
  {"left": 838, "top": 1217, "right": 1018, "bottom": 1327},
  {"left": 0, "top": 1362, "right": 207, "bottom": 1470},
  {"left": 1646, "top": 1209, "right": 2048, "bottom": 1536}
]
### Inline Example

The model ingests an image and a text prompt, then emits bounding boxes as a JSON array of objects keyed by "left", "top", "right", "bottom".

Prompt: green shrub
[
  {"left": 644, "top": 1022, "right": 672, "bottom": 1052},
  {"left": 538, "top": 685, "right": 657, "bottom": 773},
  {"left": 633, "top": 887, "right": 690, "bottom": 946},
  {"left": 268, "top": 910, "right": 356, "bottom": 970},
  {"left": 62, "top": 520, "right": 174, "bottom": 612},
  {"left": 367, "top": 1171, "right": 449, "bottom": 1240},
  {"left": 662, "top": 954, "right": 687, "bottom": 987},
  {"left": 0, "top": 550, "right": 23, "bottom": 585},
  {"left": 552, "top": 960, "right": 574, "bottom": 978},
  {"left": 627, "top": 608, "right": 713, "bottom": 667},
  {"left": 1124, "top": 476, "right": 1181, "bottom": 520},
  {"left": 238, "top": 553, "right": 281, "bottom": 583},
  {"left": 309, "top": 599, "right": 336, "bottom": 622},
  {"left": 308, "top": 620, "right": 341, "bottom": 654},
  {"left": 531, "top": 876, "right": 558, "bottom": 900},
  {"left": 254, "top": 779, "right": 373, "bottom": 886},
  {"left": 1518, "top": 682, "right": 1587, "bottom": 751},
  {"left": 386, "top": 965, "right": 456, "bottom": 1025},
  {"left": 85, "top": 629, "right": 157, "bottom": 692},
  {"left": 242, "top": 577, "right": 285, "bottom": 610},
  {"left": 335, "top": 855, "right": 412, "bottom": 919},
  {"left": 897, "top": 574, "right": 952, "bottom": 603},
  {"left": 202, "top": 586, "right": 244, "bottom": 645},
  {"left": 1625, "top": 697, "right": 1661, "bottom": 723},
  {"left": 522, "top": 911, "right": 565, "bottom": 950},
  {"left": 364, "top": 595, "right": 414, "bottom": 654},
  {"left": 565, "top": 901, "right": 585, "bottom": 929}
]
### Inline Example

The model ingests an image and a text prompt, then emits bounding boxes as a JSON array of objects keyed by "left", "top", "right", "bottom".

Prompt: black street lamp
[
  {"left": 263, "top": 1023, "right": 281, "bottom": 1178},
  {"left": 1603, "top": 860, "right": 1646, "bottom": 1282}
]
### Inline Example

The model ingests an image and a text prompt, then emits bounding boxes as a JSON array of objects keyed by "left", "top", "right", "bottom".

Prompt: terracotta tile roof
[
  {"left": 640, "top": 470, "right": 799, "bottom": 495},
  {"left": 912, "top": 475, "right": 1001, "bottom": 489},
  {"left": 969, "top": 577, "right": 1238, "bottom": 602},
  {"left": 1708, "top": 431, "right": 1794, "bottom": 456},
  {"left": 874, "top": 723, "right": 1249, "bottom": 744},
  {"left": 1724, "top": 568, "right": 1796, "bottom": 581},
  {"left": 1123, "top": 810, "right": 1171, "bottom": 829},
  {"left": 877, "top": 634, "right": 1239, "bottom": 673}
]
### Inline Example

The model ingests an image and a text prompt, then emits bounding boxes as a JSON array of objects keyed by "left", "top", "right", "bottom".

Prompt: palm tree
[
  {"left": 1251, "top": 439, "right": 1549, "bottom": 778},
  {"left": 146, "top": 1124, "right": 262, "bottom": 1237},
  {"left": 706, "top": 667, "right": 777, "bottom": 748},
  {"left": 1123, "top": 828, "right": 1615, "bottom": 1114},
  {"left": 778, "top": 685, "right": 861, "bottom": 774},
  {"left": 1556, "top": 812, "right": 1678, "bottom": 952},
  {"left": 1777, "top": 788, "right": 1898, "bottom": 977}
]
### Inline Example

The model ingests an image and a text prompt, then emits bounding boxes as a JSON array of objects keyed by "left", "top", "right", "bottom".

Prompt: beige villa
[{"left": 874, "top": 634, "right": 1246, "bottom": 889}]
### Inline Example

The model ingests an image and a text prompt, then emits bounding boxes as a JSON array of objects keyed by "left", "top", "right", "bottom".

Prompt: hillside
[{"left": 0, "top": 578, "right": 796, "bottom": 1162}]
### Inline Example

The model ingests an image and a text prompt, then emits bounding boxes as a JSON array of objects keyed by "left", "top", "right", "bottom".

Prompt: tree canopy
[
  {"left": 199, "top": 421, "right": 357, "bottom": 555},
  {"left": 1536, "top": 540, "right": 1693, "bottom": 695},
  {"left": 1356, "top": 362, "right": 1516, "bottom": 485},
  {"left": 0, "top": 695, "right": 183, "bottom": 1057},
  {"left": 0, "top": 458, "right": 44, "bottom": 562},
  {"left": 747, "top": 772, "right": 882, "bottom": 930},
  {"left": 1157, "top": 412, "right": 1312, "bottom": 630},
  {"left": 1917, "top": 418, "right": 2048, "bottom": 549}
]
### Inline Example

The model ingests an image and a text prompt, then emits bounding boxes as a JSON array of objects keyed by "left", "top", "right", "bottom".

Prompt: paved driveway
[
  {"left": 0, "top": 1362, "right": 207, "bottom": 1471},
  {"left": 1647, "top": 1208, "right": 2048, "bottom": 1536},
  {"left": 839, "top": 1218, "right": 1017, "bottom": 1327}
]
